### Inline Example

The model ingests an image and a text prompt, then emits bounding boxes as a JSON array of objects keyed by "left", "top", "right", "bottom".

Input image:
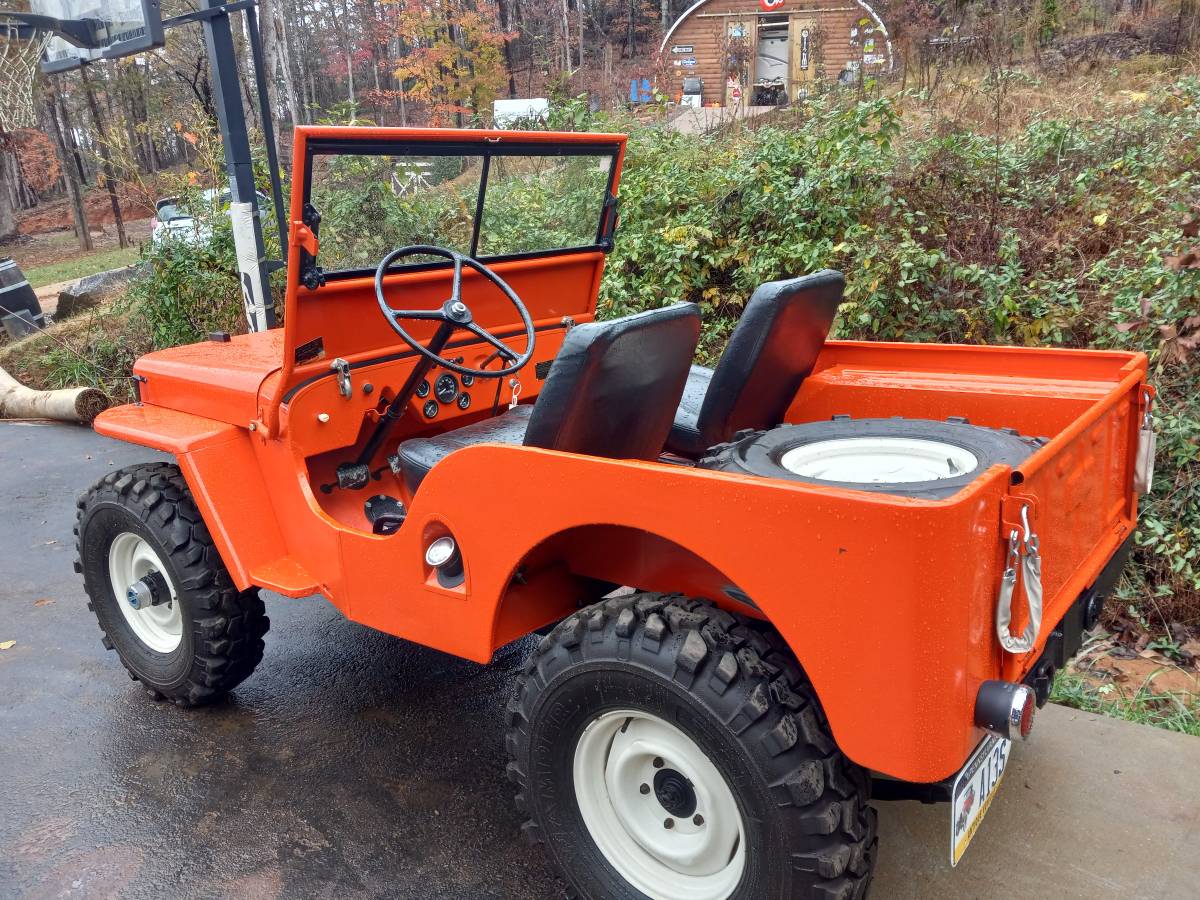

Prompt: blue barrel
[{"left": 0, "top": 257, "right": 42, "bottom": 322}]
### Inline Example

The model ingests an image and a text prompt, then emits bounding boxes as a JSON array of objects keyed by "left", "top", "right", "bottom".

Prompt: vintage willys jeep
[{"left": 76, "top": 128, "right": 1152, "bottom": 899}]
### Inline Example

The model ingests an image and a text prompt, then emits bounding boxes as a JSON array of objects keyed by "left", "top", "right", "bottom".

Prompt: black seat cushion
[
  {"left": 396, "top": 404, "right": 533, "bottom": 493},
  {"left": 666, "top": 270, "right": 844, "bottom": 456},
  {"left": 396, "top": 303, "right": 701, "bottom": 491}
]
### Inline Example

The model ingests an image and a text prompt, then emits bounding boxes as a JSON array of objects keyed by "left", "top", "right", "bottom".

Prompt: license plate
[{"left": 950, "top": 734, "right": 1010, "bottom": 866}]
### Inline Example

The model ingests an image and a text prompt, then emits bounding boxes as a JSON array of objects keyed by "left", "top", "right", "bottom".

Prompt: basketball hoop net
[{"left": 0, "top": 21, "right": 51, "bottom": 133}]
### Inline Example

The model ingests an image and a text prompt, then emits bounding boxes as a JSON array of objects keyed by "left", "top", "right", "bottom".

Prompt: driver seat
[{"left": 395, "top": 303, "right": 702, "bottom": 492}]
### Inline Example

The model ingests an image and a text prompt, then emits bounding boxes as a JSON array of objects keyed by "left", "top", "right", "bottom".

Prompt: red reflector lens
[{"left": 1019, "top": 690, "right": 1036, "bottom": 739}]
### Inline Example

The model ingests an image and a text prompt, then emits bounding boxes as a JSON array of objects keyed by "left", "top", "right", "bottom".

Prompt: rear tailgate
[{"left": 999, "top": 358, "right": 1148, "bottom": 683}]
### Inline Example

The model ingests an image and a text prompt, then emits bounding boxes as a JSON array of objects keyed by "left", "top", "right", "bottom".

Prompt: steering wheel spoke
[
  {"left": 375, "top": 244, "right": 535, "bottom": 379},
  {"left": 387, "top": 308, "right": 447, "bottom": 322},
  {"left": 464, "top": 321, "right": 521, "bottom": 361}
]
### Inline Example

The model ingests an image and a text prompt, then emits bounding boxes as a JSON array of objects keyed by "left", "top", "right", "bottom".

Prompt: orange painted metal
[{"left": 91, "top": 127, "right": 1149, "bottom": 785}]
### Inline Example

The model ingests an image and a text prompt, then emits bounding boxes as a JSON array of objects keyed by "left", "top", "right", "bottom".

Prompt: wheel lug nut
[
  {"left": 653, "top": 757, "right": 664, "bottom": 768},
  {"left": 663, "top": 818, "right": 674, "bottom": 829},
  {"left": 693, "top": 814, "right": 704, "bottom": 826},
  {"left": 640, "top": 783, "right": 650, "bottom": 795}
]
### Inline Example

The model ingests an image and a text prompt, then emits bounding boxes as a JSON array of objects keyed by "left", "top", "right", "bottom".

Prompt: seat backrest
[
  {"left": 698, "top": 269, "right": 844, "bottom": 444},
  {"left": 524, "top": 303, "right": 701, "bottom": 459}
]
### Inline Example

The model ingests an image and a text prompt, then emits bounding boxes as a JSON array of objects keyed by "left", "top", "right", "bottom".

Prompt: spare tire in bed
[{"left": 698, "top": 416, "right": 1046, "bottom": 499}]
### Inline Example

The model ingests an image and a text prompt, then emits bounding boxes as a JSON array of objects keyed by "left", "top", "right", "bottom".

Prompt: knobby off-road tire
[
  {"left": 506, "top": 594, "right": 877, "bottom": 900},
  {"left": 75, "top": 462, "right": 269, "bottom": 706}
]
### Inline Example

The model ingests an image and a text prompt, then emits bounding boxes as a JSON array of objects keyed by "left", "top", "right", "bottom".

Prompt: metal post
[
  {"left": 243, "top": 3, "right": 288, "bottom": 263},
  {"left": 200, "top": 0, "right": 276, "bottom": 331}
]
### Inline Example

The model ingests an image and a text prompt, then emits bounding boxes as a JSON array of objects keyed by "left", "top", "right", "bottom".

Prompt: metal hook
[{"left": 1019, "top": 504, "right": 1031, "bottom": 545}]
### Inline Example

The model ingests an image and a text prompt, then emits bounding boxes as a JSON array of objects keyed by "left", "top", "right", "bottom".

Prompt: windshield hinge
[
  {"left": 298, "top": 202, "right": 325, "bottom": 291},
  {"left": 599, "top": 192, "right": 619, "bottom": 250}
]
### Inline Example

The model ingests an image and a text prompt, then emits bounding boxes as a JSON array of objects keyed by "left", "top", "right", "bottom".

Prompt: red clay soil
[{"left": 17, "top": 189, "right": 155, "bottom": 235}]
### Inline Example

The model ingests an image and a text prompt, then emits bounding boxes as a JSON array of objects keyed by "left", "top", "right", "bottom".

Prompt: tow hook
[{"left": 126, "top": 570, "right": 171, "bottom": 610}]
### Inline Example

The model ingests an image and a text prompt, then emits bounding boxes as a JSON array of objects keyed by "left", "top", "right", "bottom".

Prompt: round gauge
[
  {"left": 422, "top": 399, "right": 438, "bottom": 419},
  {"left": 457, "top": 393, "right": 471, "bottom": 410},
  {"left": 461, "top": 373, "right": 475, "bottom": 387},
  {"left": 415, "top": 379, "right": 431, "bottom": 398},
  {"left": 435, "top": 373, "right": 459, "bottom": 403}
]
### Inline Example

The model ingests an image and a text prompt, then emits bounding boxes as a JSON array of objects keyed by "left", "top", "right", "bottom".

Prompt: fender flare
[{"left": 93, "top": 404, "right": 288, "bottom": 590}]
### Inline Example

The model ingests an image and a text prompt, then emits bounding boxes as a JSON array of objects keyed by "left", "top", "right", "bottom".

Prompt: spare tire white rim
[
  {"left": 780, "top": 437, "right": 979, "bottom": 484},
  {"left": 573, "top": 709, "right": 745, "bottom": 900},
  {"left": 108, "top": 532, "right": 182, "bottom": 654}
]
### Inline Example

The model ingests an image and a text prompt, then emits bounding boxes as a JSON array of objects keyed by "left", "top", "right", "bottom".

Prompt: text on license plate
[{"left": 950, "top": 734, "right": 1010, "bottom": 866}]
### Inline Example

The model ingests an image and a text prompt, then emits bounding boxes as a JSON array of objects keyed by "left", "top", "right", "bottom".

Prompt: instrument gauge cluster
[{"left": 419, "top": 370, "right": 472, "bottom": 419}]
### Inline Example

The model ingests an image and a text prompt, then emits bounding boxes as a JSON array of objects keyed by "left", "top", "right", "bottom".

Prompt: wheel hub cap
[
  {"left": 573, "top": 709, "right": 745, "bottom": 900},
  {"left": 654, "top": 768, "right": 697, "bottom": 818},
  {"left": 108, "top": 532, "right": 182, "bottom": 654}
]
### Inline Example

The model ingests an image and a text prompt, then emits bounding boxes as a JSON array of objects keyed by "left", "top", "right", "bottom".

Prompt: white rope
[{"left": 0, "top": 25, "right": 52, "bottom": 133}]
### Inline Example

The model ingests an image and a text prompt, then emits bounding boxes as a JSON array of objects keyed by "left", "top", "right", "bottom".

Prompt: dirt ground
[
  {"left": 15, "top": 188, "right": 155, "bottom": 236},
  {"left": 2, "top": 218, "right": 153, "bottom": 273}
]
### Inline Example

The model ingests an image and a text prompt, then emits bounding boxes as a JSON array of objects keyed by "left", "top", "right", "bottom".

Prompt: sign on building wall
[{"left": 760, "top": 0, "right": 786, "bottom": 9}]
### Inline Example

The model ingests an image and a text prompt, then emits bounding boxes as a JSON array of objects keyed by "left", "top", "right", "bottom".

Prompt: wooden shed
[{"left": 660, "top": 0, "right": 893, "bottom": 107}]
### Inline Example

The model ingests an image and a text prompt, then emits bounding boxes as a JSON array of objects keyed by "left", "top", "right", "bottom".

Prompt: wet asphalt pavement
[
  {"left": 4, "top": 422, "right": 1200, "bottom": 899},
  {"left": 0, "top": 422, "right": 559, "bottom": 899}
]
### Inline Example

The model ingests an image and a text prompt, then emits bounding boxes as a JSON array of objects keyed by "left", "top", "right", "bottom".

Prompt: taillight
[
  {"left": 150, "top": 217, "right": 158, "bottom": 230},
  {"left": 974, "top": 680, "right": 1036, "bottom": 742}
]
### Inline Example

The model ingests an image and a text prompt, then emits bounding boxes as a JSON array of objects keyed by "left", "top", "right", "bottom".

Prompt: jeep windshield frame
[{"left": 302, "top": 136, "right": 622, "bottom": 281}]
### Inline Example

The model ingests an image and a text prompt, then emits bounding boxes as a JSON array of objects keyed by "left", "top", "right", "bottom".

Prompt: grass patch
[
  {"left": 1051, "top": 670, "right": 1200, "bottom": 737},
  {"left": 24, "top": 245, "right": 141, "bottom": 288}
]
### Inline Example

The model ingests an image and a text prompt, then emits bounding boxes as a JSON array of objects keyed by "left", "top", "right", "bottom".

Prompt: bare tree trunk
[
  {"left": 496, "top": 0, "right": 518, "bottom": 97},
  {"left": 44, "top": 79, "right": 93, "bottom": 251},
  {"left": 79, "top": 67, "right": 129, "bottom": 250},
  {"left": 0, "top": 368, "right": 110, "bottom": 424},
  {"left": 562, "top": 0, "right": 572, "bottom": 72},
  {"left": 0, "top": 146, "right": 16, "bottom": 241}
]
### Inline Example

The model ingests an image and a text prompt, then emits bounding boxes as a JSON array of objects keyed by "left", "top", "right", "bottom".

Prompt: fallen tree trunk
[{"left": 0, "top": 368, "right": 110, "bottom": 424}]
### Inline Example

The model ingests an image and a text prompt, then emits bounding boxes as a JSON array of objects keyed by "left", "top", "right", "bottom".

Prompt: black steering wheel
[{"left": 375, "top": 245, "right": 535, "bottom": 379}]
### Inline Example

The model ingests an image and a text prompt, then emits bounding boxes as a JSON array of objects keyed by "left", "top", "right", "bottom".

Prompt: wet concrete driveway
[{"left": 2, "top": 422, "right": 1198, "bottom": 899}]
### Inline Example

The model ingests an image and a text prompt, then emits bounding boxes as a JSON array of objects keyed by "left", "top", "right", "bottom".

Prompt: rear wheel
[
  {"left": 75, "top": 462, "right": 269, "bottom": 706},
  {"left": 506, "top": 594, "right": 876, "bottom": 900}
]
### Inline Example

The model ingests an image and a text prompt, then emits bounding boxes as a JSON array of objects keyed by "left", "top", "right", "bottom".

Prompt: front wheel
[
  {"left": 506, "top": 594, "right": 876, "bottom": 900},
  {"left": 74, "top": 462, "right": 269, "bottom": 706}
]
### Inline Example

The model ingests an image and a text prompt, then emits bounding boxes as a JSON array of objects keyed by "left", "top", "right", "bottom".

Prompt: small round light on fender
[
  {"left": 425, "top": 536, "right": 457, "bottom": 568},
  {"left": 974, "top": 680, "right": 1036, "bottom": 742},
  {"left": 425, "top": 535, "right": 465, "bottom": 588}
]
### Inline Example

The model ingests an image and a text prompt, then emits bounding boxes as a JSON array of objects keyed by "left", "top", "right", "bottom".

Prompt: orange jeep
[{"left": 75, "top": 128, "right": 1153, "bottom": 899}]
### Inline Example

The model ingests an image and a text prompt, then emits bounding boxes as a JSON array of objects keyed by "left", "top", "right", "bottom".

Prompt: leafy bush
[{"left": 124, "top": 220, "right": 246, "bottom": 349}]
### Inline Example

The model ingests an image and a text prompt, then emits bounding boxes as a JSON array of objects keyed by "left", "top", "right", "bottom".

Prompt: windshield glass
[{"left": 307, "top": 144, "right": 616, "bottom": 276}]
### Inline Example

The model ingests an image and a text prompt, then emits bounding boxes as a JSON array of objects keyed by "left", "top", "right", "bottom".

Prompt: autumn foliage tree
[{"left": 392, "top": 0, "right": 510, "bottom": 125}]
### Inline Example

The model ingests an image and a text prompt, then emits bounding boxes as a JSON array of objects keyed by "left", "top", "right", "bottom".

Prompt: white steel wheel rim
[
  {"left": 573, "top": 709, "right": 746, "bottom": 900},
  {"left": 780, "top": 437, "right": 979, "bottom": 484},
  {"left": 107, "top": 532, "right": 182, "bottom": 654}
]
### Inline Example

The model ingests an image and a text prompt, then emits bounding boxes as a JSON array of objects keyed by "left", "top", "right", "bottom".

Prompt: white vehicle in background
[{"left": 151, "top": 188, "right": 270, "bottom": 245}]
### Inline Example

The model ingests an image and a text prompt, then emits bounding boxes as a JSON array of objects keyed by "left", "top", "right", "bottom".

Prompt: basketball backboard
[{"left": 11, "top": 0, "right": 163, "bottom": 71}]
